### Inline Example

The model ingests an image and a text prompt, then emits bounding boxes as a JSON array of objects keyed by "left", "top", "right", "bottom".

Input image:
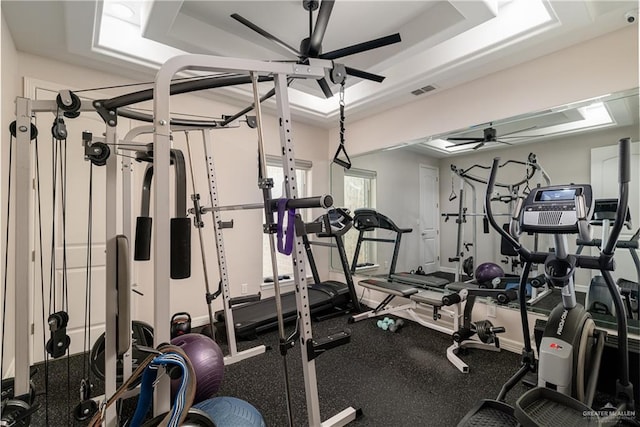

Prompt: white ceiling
[
  {"left": 2, "top": 0, "right": 638, "bottom": 149},
  {"left": 406, "top": 88, "right": 639, "bottom": 157}
]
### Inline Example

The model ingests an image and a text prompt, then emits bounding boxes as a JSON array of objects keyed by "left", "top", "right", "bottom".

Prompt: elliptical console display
[{"left": 520, "top": 184, "right": 593, "bottom": 234}]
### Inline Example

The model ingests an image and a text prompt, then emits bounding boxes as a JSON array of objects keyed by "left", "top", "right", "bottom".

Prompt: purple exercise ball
[
  {"left": 170, "top": 333, "right": 225, "bottom": 403},
  {"left": 475, "top": 262, "right": 505, "bottom": 288}
]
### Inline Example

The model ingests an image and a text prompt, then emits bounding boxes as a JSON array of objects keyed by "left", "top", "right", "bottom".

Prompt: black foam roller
[
  {"left": 170, "top": 217, "right": 191, "bottom": 279},
  {"left": 134, "top": 217, "right": 152, "bottom": 261}
]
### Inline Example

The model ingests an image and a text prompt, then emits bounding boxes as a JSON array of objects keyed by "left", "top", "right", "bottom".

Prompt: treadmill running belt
[{"left": 216, "top": 282, "right": 348, "bottom": 339}]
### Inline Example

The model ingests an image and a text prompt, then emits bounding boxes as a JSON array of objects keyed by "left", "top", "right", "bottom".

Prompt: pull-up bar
[{"left": 451, "top": 153, "right": 550, "bottom": 189}]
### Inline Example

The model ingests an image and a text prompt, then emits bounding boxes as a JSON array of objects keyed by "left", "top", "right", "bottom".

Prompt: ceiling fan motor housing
[{"left": 484, "top": 127, "right": 497, "bottom": 141}]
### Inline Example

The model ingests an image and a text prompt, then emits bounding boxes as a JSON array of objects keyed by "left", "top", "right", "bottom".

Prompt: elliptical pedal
[
  {"left": 514, "top": 387, "right": 600, "bottom": 426},
  {"left": 456, "top": 400, "right": 518, "bottom": 427}
]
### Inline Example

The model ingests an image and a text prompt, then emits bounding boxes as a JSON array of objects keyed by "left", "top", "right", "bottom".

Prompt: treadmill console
[
  {"left": 590, "top": 198, "right": 632, "bottom": 228},
  {"left": 314, "top": 208, "right": 352, "bottom": 237},
  {"left": 520, "top": 184, "right": 593, "bottom": 234}
]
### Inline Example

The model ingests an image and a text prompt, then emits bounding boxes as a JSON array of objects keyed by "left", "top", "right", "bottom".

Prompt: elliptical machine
[{"left": 458, "top": 137, "right": 636, "bottom": 426}]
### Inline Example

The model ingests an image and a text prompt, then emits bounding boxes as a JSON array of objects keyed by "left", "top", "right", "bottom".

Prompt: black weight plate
[
  {"left": 1, "top": 378, "right": 36, "bottom": 405},
  {"left": 90, "top": 321, "right": 154, "bottom": 382}
]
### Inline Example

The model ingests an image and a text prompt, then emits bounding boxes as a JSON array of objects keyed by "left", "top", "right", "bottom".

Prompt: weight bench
[
  {"left": 349, "top": 279, "right": 460, "bottom": 344},
  {"left": 351, "top": 278, "right": 512, "bottom": 373},
  {"left": 348, "top": 278, "right": 459, "bottom": 341}
]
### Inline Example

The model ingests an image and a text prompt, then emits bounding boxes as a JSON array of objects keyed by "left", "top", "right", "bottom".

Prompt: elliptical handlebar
[
  {"left": 485, "top": 158, "right": 531, "bottom": 259},
  {"left": 602, "top": 137, "right": 631, "bottom": 256}
]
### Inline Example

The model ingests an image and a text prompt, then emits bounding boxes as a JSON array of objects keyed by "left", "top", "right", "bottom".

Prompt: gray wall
[{"left": 332, "top": 148, "right": 438, "bottom": 274}]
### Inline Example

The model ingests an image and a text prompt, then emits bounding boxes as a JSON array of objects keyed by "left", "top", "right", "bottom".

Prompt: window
[
  {"left": 343, "top": 168, "right": 377, "bottom": 268},
  {"left": 262, "top": 157, "right": 311, "bottom": 281}
]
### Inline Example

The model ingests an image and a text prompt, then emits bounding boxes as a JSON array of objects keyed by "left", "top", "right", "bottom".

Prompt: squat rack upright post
[{"left": 152, "top": 54, "right": 359, "bottom": 426}]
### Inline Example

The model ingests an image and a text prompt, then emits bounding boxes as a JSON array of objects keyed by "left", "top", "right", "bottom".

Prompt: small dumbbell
[{"left": 389, "top": 319, "right": 405, "bottom": 333}]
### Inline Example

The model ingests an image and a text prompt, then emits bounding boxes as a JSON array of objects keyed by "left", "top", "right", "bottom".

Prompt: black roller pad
[
  {"left": 171, "top": 217, "right": 191, "bottom": 279},
  {"left": 134, "top": 217, "right": 152, "bottom": 261}
]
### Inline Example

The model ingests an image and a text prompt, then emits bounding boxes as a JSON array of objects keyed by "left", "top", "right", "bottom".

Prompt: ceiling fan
[
  {"left": 231, "top": 0, "right": 402, "bottom": 98},
  {"left": 446, "top": 125, "right": 538, "bottom": 150}
]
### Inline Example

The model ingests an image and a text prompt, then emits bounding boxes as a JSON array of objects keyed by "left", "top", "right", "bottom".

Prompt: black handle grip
[
  {"left": 170, "top": 217, "right": 191, "bottom": 279},
  {"left": 603, "top": 138, "right": 631, "bottom": 256},
  {"left": 134, "top": 217, "right": 152, "bottom": 261},
  {"left": 442, "top": 293, "right": 461, "bottom": 306},
  {"left": 333, "top": 157, "right": 351, "bottom": 169},
  {"left": 619, "top": 137, "right": 631, "bottom": 184},
  {"left": 271, "top": 195, "right": 334, "bottom": 210},
  {"left": 491, "top": 326, "right": 506, "bottom": 334}
]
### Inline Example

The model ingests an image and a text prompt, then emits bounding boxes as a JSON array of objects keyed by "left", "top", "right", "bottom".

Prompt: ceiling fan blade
[
  {"left": 231, "top": 13, "right": 300, "bottom": 57},
  {"left": 309, "top": 0, "right": 335, "bottom": 56},
  {"left": 344, "top": 66, "right": 385, "bottom": 83},
  {"left": 472, "top": 142, "right": 485, "bottom": 150},
  {"left": 317, "top": 77, "right": 333, "bottom": 98},
  {"left": 447, "top": 140, "right": 485, "bottom": 147},
  {"left": 320, "top": 33, "right": 402, "bottom": 60},
  {"left": 446, "top": 137, "right": 484, "bottom": 142}
]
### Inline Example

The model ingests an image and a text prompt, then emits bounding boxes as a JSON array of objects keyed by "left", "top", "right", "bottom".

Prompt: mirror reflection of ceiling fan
[
  {"left": 231, "top": 0, "right": 401, "bottom": 98},
  {"left": 446, "top": 124, "right": 540, "bottom": 150}
]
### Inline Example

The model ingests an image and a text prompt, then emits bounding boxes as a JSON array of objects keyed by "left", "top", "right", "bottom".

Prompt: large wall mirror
[{"left": 330, "top": 87, "right": 639, "bottom": 323}]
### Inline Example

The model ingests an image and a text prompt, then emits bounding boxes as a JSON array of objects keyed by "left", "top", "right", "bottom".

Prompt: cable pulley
[
  {"left": 51, "top": 117, "right": 68, "bottom": 140},
  {"left": 45, "top": 311, "right": 71, "bottom": 358},
  {"left": 56, "top": 90, "right": 82, "bottom": 113},
  {"left": 72, "top": 379, "right": 98, "bottom": 421},
  {"left": 82, "top": 132, "right": 111, "bottom": 166},
  {"left": 9, "top": 121, "right": 38, "bottom": 140}
]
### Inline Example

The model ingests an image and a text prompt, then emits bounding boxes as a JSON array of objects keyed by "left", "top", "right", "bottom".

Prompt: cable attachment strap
[
  {"left": 332, "top": 81, "right": 352, "bottom": 169},
  {"left": 276, "top": 199, "right": 295, "bottom": 255}
]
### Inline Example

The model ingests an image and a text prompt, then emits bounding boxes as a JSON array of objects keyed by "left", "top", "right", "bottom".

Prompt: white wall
[
  {"left": 330, "top": 25, "right": 638, "bottom": 157},
  {"left": 1, "top": 10, "right": 20, "bottom": 376},
  {"left": 2, "top": 48, "right": 330, "bottom": 371}
]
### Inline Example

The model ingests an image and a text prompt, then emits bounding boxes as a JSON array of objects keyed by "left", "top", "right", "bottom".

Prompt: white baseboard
[{"left": 356, "top": 293, "right": 531, "bottom": 356}]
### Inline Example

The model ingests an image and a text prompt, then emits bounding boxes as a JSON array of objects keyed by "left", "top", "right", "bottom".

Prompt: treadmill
[
  {"left": 215, "top": 208, "right": 360, "bottom": 339},
  {"left": 350, "top": 209, "right": 450, "bottom": 289}
]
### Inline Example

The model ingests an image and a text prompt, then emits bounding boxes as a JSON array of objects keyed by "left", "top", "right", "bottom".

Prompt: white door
[
  {"left": 28, "top": 79, "right": 129, "bottom": 363},
  {"left": 419, "top": 165, "right": 439, "bottom": 273}
]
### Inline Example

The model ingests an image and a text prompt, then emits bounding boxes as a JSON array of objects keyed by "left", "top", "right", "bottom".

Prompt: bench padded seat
[
  {"left": 391, "top": 272, "right": 450, "bottom": 288},
  {"left": 359, "top": 279, "right": 419, "bottom": 297},
  {"left": 410, "top": 290, "right": 445, "bottom": 307},
  {"left": 445, "top": 282, "right": 481, "bottom": 292}
]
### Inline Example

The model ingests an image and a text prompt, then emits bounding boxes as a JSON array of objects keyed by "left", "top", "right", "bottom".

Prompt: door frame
[{"left": 419, "top": 164, "right": 440, "bottom": 274}]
